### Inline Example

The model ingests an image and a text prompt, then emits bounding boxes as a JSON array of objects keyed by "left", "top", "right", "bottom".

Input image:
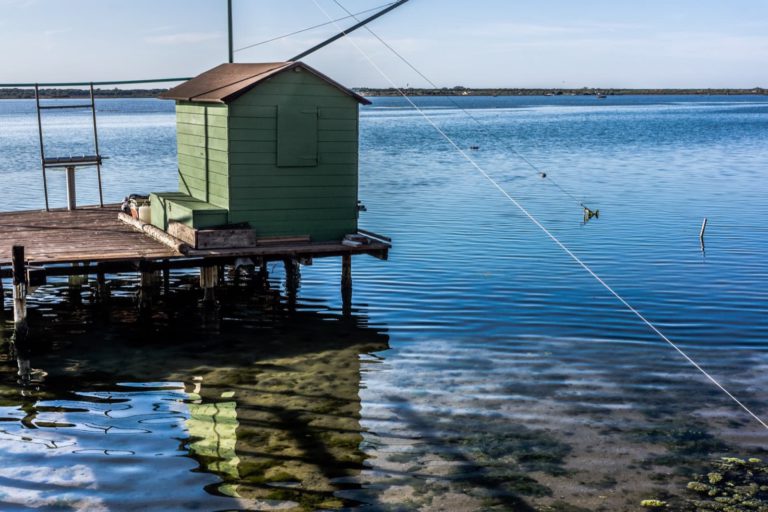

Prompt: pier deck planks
[
  {"left": 0, "top": 205, "right": 388, "bottom": 268},
  {"left": 0, "top": 206, "right": 180, "bottom": 265}
]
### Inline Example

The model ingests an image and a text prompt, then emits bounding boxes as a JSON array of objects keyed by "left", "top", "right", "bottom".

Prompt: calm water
[{"left": 0, "top": 95, "right": 767, "bottom": 511}]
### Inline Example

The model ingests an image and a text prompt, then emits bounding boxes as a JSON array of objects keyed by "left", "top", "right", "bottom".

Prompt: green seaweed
[{"left": 682, "top": 457, "right": 768, "bottom": 511}]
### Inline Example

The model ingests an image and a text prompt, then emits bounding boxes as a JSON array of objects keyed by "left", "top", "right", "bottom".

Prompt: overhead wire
[
  {"left": 233, "top": 2, "right": 396, "bottom": 53},
  {"left": 330, "top": 0, "right": 591, "bottom": 213},
  {"left": 311, "top": 0, "right": 768, "bottom": 430}
]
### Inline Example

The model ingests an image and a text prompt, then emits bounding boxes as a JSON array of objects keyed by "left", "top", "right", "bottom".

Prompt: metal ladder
[{"left": 34, "top": 82, "right": 105, "bottom": 211}]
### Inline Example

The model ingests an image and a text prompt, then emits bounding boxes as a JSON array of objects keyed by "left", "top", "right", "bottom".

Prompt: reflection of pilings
[
  {"left": 341, "top": 254, "right": 352, "bottom": 316},
  {"left": 16, "top": 355, "right": 31, "bottom": 386},
  {"left": 11, "top": 246, "right": 28, "bottom": 345}
]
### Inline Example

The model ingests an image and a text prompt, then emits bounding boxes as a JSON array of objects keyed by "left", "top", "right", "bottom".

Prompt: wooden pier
[{"left": 0, "top": 205, "right": 390, "bottom": 341}]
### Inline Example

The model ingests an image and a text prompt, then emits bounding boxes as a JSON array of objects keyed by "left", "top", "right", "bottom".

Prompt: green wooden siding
[
  {"left": 276, "top": 105, "right": 318, "bottom": 167},
  {"left": 176, "top": 102, "right": 230, "bottom": 211},
  {"left": 157, "top": 68, "right": 362, "bottom": 240},
  {"left": 226, "top": 70, "right": 360, "bottom": 241}
]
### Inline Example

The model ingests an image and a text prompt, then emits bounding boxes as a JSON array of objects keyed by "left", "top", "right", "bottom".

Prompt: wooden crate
[{"left": 168, "top": 221, "right": 257, "bottom": 250}]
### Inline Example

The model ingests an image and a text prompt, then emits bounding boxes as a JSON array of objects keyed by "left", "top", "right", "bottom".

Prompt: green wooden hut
[{"left": 150, "top": 61, "right": 371, "bottom": 242}]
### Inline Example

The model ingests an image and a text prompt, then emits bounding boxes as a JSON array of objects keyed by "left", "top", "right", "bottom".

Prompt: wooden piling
[
  {"left": 257, "top": 259, "right": 269, "bottom": 289},
  {"left": 137, "top": 261, "right": 157, "bottom": 314},
  {"left": 200, "top": 265, "right": 218, "bottom": 305},
  {"left": 341, "top": 254, "right": 352, "bottom": 292},
  {"left": 95, "top": 271, "right": 109, "bottom": 303},
  {"left": 341, "top": 254, "right": 352, "bottom": 315},
  {"left": 284, "top": 257, "right": 300, "bottom": 294},
  {"left": 68, "top": 264, "right": 85, "bottom": 305},
  {"left": 162, "top": 262, "right": 170, "bottom": 295},
  {"left": 11, "top": 246, "right": 28, "bottom": 344},
  {"left": 283, "top": 257, "right": 300, "bottom": 312}
]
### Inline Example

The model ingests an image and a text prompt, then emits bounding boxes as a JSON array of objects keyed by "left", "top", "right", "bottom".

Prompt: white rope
[
  {"left": 330, "top": 0, "right": 588, "bottom": 210},
  {"left": 311, "top": 0, "right": 768, "bottom": 430}
]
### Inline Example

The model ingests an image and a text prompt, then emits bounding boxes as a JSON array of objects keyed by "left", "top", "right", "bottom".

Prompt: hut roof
[{"left": 160, "top": 62, "right": 371, "bottom": 105}]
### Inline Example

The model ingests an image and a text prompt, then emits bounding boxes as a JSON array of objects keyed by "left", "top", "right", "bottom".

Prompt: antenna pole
[{"left": 227, "top": 0, "right": 234, "bottom": 63}]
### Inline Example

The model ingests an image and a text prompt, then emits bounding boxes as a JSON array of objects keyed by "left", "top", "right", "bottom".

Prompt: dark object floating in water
[
  {"left": 583, "top": 206, "right": 600, "bottom": 222},
  {"left": 539, "top": 172, "right": 547, "bottom": 178},
  {"left": 469, "top": 145, "right": 480, "bottom": 150}
]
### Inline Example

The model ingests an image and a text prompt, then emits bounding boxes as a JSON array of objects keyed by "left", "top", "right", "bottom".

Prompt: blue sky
[{"left": 1, "top": 0, "right": 767, "bottom": 88}]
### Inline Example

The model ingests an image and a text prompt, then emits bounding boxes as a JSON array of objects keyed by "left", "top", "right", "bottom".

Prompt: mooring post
[
  {"left": 341, "top": 254, "right": 352, "bottom": 315},
  {"left": 0, "top": 274, "right": 5, "bottom": 315},
  {"left": 11, "top": 246, "right": 29, "bottom": 344},
  {"left": 200, "top": 264, "right": 218, "bottom": 305}
]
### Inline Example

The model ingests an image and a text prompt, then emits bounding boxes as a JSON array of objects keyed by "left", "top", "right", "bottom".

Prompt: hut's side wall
[
  {"left": 226, "top": 71, "right": 359, "bottom": 241},
  {"left": 175, "top": 102, "right": 230, "bottom": 210}
]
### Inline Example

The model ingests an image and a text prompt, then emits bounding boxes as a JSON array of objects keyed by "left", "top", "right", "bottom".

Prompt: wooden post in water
[
  {"left": 138, "top": 262, "right": 155, "bottom": 314},
  {"left": 0, "top": 274, "right": 5, "bottom": 315},
  {"left": 341, "top": 254, "right": 352, "bottom": 315},
  {"left": 68, "top": 263, "right": 85, "bottom": 305},
  {"left": 284, "top": 257, "right": 300, "bottom": 312},
  {"left": 200, "top": 265, "right": 218, "bottom": 305},
  {"left": 256, "top": 259, "right": 269, "bottom": 290},
  {"left": 162, "top": 262, "right": 170, "bottom": 296},
  {"left": 11, "top": 246, "right": 28, "bottom": 344},
  {"left": 284, "top": 257, "right": 300, "bottom": 294},
  {"left": 95, "top": 270, "right": 109, "bottom": 303}
]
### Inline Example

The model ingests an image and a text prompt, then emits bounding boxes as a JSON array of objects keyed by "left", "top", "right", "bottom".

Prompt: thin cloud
[
  {"left": 145, "top": 32, "right": 222, "bottom": 45},
  {"left": 0, "top": 0, "right": 37, "bottom": 6}
]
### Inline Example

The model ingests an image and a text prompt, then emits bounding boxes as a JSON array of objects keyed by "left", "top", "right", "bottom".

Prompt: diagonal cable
[
  {"left": 312, "top": 0, "right": 768, "bottom": 430},
  {"left": 331, "top": 0, "right": 588, "bottom": 210},
  {"left": 234, "top": 2, "right": 395, "bottom": 53}
]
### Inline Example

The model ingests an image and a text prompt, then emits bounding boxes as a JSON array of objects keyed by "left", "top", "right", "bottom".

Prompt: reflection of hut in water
[
  {"left": 182, "top": 322, "right": 388, "bottom": 509},
  {"left": 2, "top": 278, "right": 389, "bottom": 510}
]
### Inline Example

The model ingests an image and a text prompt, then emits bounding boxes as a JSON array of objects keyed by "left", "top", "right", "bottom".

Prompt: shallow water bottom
[{"left": 0, "top": 275, "right": 766, "bottom": 511}]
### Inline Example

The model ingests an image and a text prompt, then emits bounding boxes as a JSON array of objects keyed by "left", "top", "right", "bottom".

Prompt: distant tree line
[
  {"left": 1, "top": 86, "right": 765, "bottom": 100},
  {"left": 0, "top": 88, "right": 169, "bottom": 99},
  {"left": 353, "top": 86, "right": 767, "bottom": 97}
]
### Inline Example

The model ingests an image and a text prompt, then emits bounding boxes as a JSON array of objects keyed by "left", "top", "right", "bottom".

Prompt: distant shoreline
[
  {"left": 0, "top": 86, "right": 765, "bottom": 100},
  {"left": 358, "top": 87, "right": 767, "bottom": 97}
]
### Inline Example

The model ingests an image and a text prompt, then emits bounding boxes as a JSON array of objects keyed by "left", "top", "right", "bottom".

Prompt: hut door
[{"left": 277, "top": 105, "right": 318, "bottom": 167}]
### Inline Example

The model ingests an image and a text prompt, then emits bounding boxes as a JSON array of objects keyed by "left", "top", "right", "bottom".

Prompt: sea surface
[{"left": 0, "top": 95, "right": 767, "bottom": 511}]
